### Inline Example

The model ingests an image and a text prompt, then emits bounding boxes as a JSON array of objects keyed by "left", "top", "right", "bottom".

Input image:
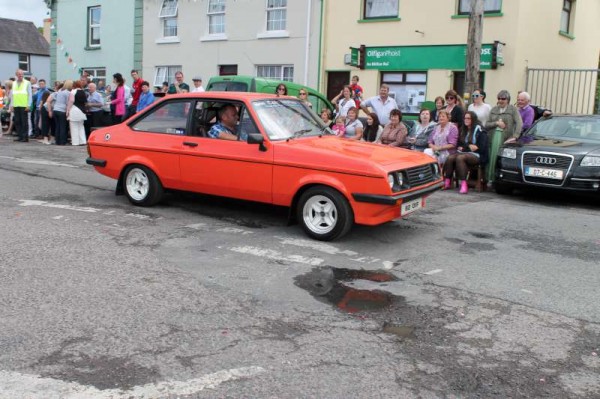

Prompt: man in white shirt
[
  {"left": 191, "top": 76, "right": 205, "bottom": 93},
  {"left": 360, "top": 84, "right": 398, "bottom": 126}
]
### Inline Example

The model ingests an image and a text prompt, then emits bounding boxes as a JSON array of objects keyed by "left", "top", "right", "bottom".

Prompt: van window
[
  {"left": 308, "top": 94, "right": 329, "bottom": 114},
  {"left": 209, "top": 81, "right": 249, "bottom": 92}
]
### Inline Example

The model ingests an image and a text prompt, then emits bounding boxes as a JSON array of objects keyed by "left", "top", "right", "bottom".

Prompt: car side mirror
[{"left": 248, "top": 133, "right": 267, "bottom": 152}]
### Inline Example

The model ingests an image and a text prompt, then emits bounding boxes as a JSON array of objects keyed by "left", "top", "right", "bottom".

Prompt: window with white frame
[
  {"left": 363, "top": 0, "right": 398, "bottom": 19},
  {"left": 18, "top": 54, "right": 30, "bottom": 72},
  {"left": 458, "top": 0, "right": 502, "bottom": 14},
  {"left": 159, "top": 0, "right": 178, "bottom": 38},
  {"left": 87, "top": 6, "right": 101, "bottom": 47},
  {"left": 154, "top": 65, "right": 182, "bottom": 87},
  {"left": 208, "top": 0, "right": 226, "bottom": 35},
  {"left": 381, "top": 72, "right": 427, "bottom": 115},
  {"left": 256, "top": 65, "right": 294, "bottom": 82},
  {"left": 82, "top": 67, "right": 106, "bottom": 83},
  {"left": 560, "top": 0, "right": 574, "bottom": 33},
  {"left": 266, "top": 0, "right": 287, "bottom": 31}
]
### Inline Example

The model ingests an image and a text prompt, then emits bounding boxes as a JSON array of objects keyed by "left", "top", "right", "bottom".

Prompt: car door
[
  {"left": 178, "top": 100, "right": 274, "bottom": 203},
  {"left": 127, "top": 99, "right": 195, "bottom": 190}
]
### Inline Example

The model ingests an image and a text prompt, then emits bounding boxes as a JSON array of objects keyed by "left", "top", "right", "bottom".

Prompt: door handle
[{"left": 183, "top": 141, "right": 198, "bottom": 147}]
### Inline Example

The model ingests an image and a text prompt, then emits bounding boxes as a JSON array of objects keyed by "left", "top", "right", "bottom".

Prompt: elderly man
[
  {"left": 208, "top": 104, "right": 239, "bottom": 140},
  {"left": 9, "top": 69, "right": 32, "bottom": 142},
  {"left": 517, "top": 91, "right": 535, "bottom": 132},
  {"left": 191, "top": 76, "right": 205, "bottom": 93},
  {"left": 360, "top": 84, "right": 398, "bottom": 126},
  {"left": 86, "top": 82, "right": 105, "bottom": 134}
]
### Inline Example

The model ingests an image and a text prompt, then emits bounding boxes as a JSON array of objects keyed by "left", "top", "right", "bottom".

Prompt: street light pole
[{"left": 464, "top": 0, "right": 484, "bottom": 104}]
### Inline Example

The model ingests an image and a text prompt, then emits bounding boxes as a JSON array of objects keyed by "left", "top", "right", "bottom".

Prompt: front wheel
[
  {"left": 123, "top": 165, "right": 164, "bottom": 206},
  {"left": 296, "top": 186, "right": 353, "bottom": 241}
]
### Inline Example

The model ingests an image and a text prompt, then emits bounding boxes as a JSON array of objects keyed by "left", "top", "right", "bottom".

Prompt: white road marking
[
  {"left": 521, "top": 289, "right": 534, "bottom": 294},
  {"left": 382, "top": 261, "right": 394, "bottom": 270},
  {"left": 0, "top": 366, "right": 265, "bottom": 398},
  {"left": 217, "top": 227, "right": 253, "bottom": 235},
  {"left": 51, "top": 215, "right": 64, "bottom": 220},
  {"left": 275, "top": 237, "right": 358, "bottom": 256},
  {"left": 424, "top": 269, "right": 443, "bottom": 275},
  {"left": 186, "top": 223, "right": 207, "bottom": 229},
  {"left": 229, "top": 246, "right": 324, "bottom": 266},
  {"left": 18, "top": 200, "right": 100, "bottom": 213},
  {"left": 0, "top": 155, "right": 78, "bottom": 168}
]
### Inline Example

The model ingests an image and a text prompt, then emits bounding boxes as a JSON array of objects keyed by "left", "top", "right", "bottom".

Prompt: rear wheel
[
  {"left": 296, "top": 186, "right": 353, "bottom": 241},
  {"left": 123, "top": 165, "right": 164, "bottom": 206}
]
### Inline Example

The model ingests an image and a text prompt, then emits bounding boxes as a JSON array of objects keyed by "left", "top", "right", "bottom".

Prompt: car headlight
[
  {"left": 388, "top": 174, "right": 395, "bottom": 189},
  {"left": 581, "top": 155, "right": 600, "bottom": 167},
  {"left": 430, "top": 163, "right": 440, "bottom": 178},
  {"left": 501, "top": 148, "right": 517, "bottom": 159}
]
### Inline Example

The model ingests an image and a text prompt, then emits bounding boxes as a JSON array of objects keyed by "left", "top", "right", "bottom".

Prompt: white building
[{"left": 142, "top": 0, "right": 321, "bottom": 89}]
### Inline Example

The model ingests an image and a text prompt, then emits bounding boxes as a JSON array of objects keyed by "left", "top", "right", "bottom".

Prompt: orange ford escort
[{"left": 86, "top": 92, "right": 442, "bottom": 241}]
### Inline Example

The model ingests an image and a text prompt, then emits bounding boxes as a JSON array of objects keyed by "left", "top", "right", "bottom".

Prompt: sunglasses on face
[
  {"left": 277, "top": 87, "right": 285, "bottom": 91},
  {"left": 299, "top": 92, "right": 307, "bottom": 96},
  {"left": 472, "top": 94, "right": 480, "bottom": 98},
  {"left": 497, "top": 97, "right": 507, "bottom": 100},
  {"left": 446, "top": 96, "right": 455, "bottom": 100}
]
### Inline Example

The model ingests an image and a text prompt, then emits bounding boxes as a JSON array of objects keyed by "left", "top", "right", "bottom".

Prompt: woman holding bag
[{"left": 67, "top": 81, "right": 88, "bottom": 145}]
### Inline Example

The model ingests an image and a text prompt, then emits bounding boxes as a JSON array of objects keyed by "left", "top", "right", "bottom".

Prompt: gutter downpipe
[{"left": 303, "top": 0, "right": 313, "bottom": 86}]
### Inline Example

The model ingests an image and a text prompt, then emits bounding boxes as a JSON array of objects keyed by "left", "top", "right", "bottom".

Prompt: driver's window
[{"left": 131, "top": 101, "right": 191, "bottom": 134}]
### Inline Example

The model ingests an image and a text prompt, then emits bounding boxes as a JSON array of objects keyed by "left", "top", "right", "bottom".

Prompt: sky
[{"left": 0, "top": 0, "right": 50, "bottom": 27}]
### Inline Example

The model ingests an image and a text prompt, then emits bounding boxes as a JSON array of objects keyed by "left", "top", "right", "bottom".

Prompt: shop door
[{"left": 326, "top": 71, "right": 350, "bottom": 103}]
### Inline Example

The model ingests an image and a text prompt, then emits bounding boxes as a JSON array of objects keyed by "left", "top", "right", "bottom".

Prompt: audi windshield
[{"left": 528, "top": 116, "right": 600, "bottom": 144}]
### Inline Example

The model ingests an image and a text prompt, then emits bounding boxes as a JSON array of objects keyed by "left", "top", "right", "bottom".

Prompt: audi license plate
[
  {"left": 401, "top": 198, "right": 423, "bottom": 216},
  {"left": 524, "top": 166, "right": 564, "bottom": 179}
]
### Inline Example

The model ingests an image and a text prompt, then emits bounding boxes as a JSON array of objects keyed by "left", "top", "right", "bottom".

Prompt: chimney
[{"left": 43, "top": 18, "right": 52, "bottom": 43}]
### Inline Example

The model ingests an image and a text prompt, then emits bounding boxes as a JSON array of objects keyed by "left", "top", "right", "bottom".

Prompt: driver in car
[{"left": 208, "top": 104, "right": 239, "bottom": 140}]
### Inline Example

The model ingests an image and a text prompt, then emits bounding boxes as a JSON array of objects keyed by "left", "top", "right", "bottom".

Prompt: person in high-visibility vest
[{"left": 9, "top": 69, "right": 32, "bottom": 142}]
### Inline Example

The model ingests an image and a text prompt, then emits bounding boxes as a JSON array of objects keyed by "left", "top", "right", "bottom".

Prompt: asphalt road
[{"left": 1, "top": 136, "right": 599, "bottom": 398}]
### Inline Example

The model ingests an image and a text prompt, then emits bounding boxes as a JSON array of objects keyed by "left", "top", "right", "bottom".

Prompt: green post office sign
[
  {"left": 350, "top": 47, "right": 359, "bottom": 67},
  {"left": 364, "top": 44, "right": 495, "bottom": 70}
]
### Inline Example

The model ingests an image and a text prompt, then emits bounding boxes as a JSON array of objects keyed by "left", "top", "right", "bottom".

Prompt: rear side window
[
  {"left": 208, "top": 82, "right": 249, "bottom": 92},
  {"left": 131, "top": 100, "right": 191, "bottom": 134}
]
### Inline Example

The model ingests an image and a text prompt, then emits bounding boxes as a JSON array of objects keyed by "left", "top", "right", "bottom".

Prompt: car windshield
[
  {"left": 252, "top": 99, "right": 333, "bottom": 140},
  {"left": 528, "top": 116, "right": 600, "bottom": 143}
]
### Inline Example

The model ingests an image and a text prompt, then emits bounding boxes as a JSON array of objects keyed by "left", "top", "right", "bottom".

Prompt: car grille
[
  {"left": 405, "top": 164, "right": 435, "bottom": 187},
  {"left": 521, "top": 152, "right": 574, "bottom": 186}
]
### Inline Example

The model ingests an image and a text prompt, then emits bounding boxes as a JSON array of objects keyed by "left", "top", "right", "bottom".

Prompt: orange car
[{"left": 86, "top": 92, "right": 442, "bottom": 240}]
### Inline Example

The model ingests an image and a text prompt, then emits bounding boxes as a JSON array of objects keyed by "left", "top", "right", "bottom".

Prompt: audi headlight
[
  {"left": 388, "top": 174, "right": 395, "bottom": 189},
  {"left": 501, "top": 148, "right": 517, "bottom": 159},
  {"left": 581, "top": 155, "right": 600, "bottom": 167}
]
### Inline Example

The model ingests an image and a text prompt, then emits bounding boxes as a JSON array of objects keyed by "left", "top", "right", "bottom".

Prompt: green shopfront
[{"left": 350, "top": 43, "right": 500, "bottom": 116}]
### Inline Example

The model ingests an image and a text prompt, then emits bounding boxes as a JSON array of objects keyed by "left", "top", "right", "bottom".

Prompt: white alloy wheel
[
  {"left": 302, "top": 194, "right": 338, "bottom": 235},
  {"left": 126, "top": 167, "right": 150, "bottom": 202}
]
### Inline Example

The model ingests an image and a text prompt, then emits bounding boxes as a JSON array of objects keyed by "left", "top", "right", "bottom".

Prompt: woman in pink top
[
  {"left": 424, "top": 110, "right": 458, "bottom": 166},
  {"left": 110, "top": 73, "right": 126, "bottom": 125}
]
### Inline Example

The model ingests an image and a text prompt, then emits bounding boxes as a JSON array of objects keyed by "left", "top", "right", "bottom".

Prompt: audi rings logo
[{"left": 535, "top": 156, "right": 557, "bottom": 165}]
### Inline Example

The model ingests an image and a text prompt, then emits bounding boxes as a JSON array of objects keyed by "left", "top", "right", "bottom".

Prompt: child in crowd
[{"left": 332, "top": 116, "right": 346, "bottom": 136}]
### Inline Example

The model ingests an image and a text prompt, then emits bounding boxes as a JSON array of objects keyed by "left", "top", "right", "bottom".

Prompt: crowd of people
[
  {"left": 0, "top": 68, "right": 204, "bottom": 146},
  {"left": 318, "top": 77, "right": 551, "bottom": 194}
]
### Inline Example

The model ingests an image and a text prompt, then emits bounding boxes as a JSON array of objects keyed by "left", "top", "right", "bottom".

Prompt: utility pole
[{"left": 464, "top": 0, "right": 484, "bottom": 104}]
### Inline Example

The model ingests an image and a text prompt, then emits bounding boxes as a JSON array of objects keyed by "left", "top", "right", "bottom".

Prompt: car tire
[
  {"left": 123, "top": 165, "right": 164, "bottom": 206},
  {"left": 296, "top": 186, "right": 354, "bottom": 241},
  {"left": 495, "top": 182, "right": 514, "bottom": 196}
]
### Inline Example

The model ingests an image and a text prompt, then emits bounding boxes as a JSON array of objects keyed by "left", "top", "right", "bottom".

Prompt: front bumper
[{"left": 352, "top": 181, "right": 443, "bottom": 205}]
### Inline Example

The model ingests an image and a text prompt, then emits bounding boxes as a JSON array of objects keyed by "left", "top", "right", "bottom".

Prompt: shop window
[
  {"left": 381, "top": 72, "right": 427, "bottom": 115},
  {"left": 458, "top": 0, "right": 502, "bottom": 14},
  {"left": 363, "top": 0, "right": 398, "bottom": 19}
]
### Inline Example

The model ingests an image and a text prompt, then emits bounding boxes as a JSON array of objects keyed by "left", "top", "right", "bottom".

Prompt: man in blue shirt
[
  {"left": 208, "top": 104, "right": 239, "bottom": 140},
  {"left": 136, "top": 81, "right": 155, "bottom": 113},
  {"left": 33, "top": 79, "right": 49, "bottom": 138},
  {"left": 85, "top": 82, "right": 104, "bottom": 133}
]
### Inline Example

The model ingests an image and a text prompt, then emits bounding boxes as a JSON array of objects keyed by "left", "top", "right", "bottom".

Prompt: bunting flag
[{"left": 55, "top": 36, "right": 84, "bottom": 78}]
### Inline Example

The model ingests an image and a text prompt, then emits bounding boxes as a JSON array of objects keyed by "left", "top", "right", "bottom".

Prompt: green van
[{"left": 206, "top": 75, "right": 334, "bottom": 113}]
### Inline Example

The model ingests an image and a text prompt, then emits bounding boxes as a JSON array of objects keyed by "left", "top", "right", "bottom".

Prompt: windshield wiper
[{"left": 286, "top": 129, "right": 312, "bottom": 141}]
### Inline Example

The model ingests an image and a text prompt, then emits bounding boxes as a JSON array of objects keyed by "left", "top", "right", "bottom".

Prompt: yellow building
[{"left": 320, "top": 0, "right": 600, "bottom": 115}]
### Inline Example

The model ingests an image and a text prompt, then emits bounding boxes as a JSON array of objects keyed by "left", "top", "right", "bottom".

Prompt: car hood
[
  {"left": 272, "top": 136, "right": 435, "bottom": 176},
  {"left": 520, "top": 138, "right": 600, "bottom": 156}
]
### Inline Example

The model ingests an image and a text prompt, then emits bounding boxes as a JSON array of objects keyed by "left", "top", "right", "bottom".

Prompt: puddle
[
  {"left": 468, "top": 231, "right": 495, "bottom": 239},
  {"left": 294, "top": 267, "right": 403, "bottom": 313},
  {"left": 382, "top": 323, "right": 416, "bottom": 338}
]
